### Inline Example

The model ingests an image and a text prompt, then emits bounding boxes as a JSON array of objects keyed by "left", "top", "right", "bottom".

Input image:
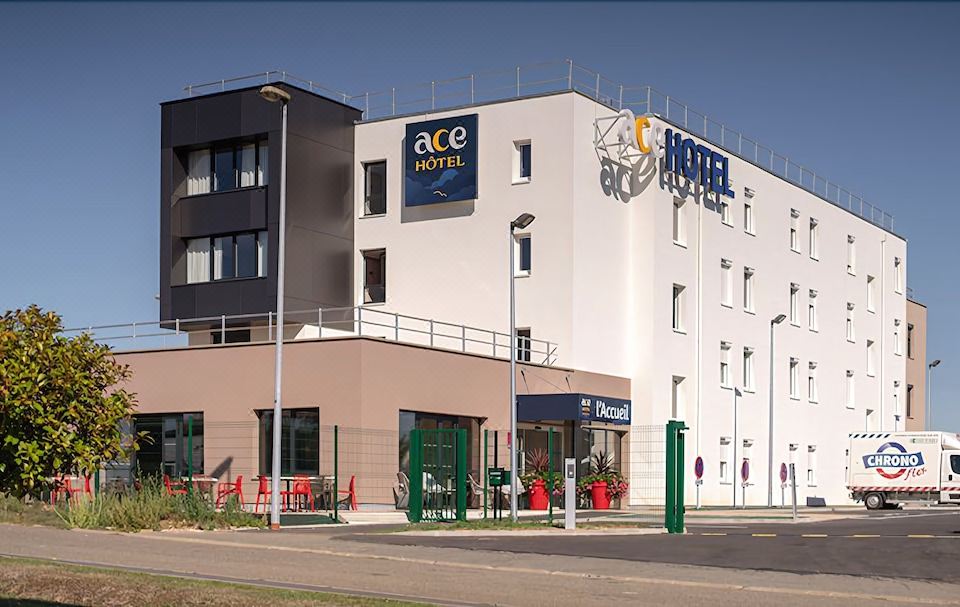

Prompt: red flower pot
[
  {"left": 528, "top": 479, "right": 549, "bottom": 510},
  {"left": 590, "top": 481, "right": 611, "bottom": 510}
]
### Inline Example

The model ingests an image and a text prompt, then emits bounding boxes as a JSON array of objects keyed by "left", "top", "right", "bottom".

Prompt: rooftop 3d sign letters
[{"left": 662, "top": 128, "right": 735, "bottom": 198}]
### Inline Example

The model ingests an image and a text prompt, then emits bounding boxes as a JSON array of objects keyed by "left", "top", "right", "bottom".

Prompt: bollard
[{"left": 564, "top": 458, "right": 576, "bottom": 530}]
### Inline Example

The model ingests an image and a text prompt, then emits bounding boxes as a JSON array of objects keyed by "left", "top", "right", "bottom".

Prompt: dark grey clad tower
[{"left": 159, "top": 84, "right": 360, "bottom": 334}]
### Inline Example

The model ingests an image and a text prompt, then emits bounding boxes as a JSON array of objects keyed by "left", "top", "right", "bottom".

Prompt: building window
[
  {"left": 721, "top": 198, "right": 732, "bottom": 226},
  {"left": 133, "top": 413, "right": 203, "bottom": 478},
  {"left": 257, "top": 408, "right": 319, "bottom": 476},
  {"left": 743, "top": 347, "right": 755, "bottom": 392},
  {"left": 893, "top": 380, "right": 901, "bottom": 416},
  {"left": 845, "top": 370, "right": 855, "bottom": 409},
  {"left": 847, "top": 235, "right": 856, "bottom": 275},
  {"left": 516, "top": 328, "right": 532, "bottom": 362},
  {"left": 867, "top": 339, "right": 876, "bottom": 377},
  {"left": 907, "top": 323, "right": 914, "bottom": 359},
  {"left": 186, "top": 142, "right": 267, "bottom": 196},
  {"left": 671, "top": 375, "right": 685, "bottom": 419},
  {"left": 513, "top": 140, "right": 532, "bottom": 183},
  {"left": 363, "top": 249, "right": 386, "bottom": 304},
  {"left": 789, "top": 283, "right": 799, "bottom": 325},
  {"left": 790, "top": 209, "right": 800, "bottom": 253},
  {"left": 185, "top": 231, "right": 267, "bottom": 284},
  {"left": 808, "top": 290, "right": 818, "bottom": 331},
  {"left": 672, "top": 284, "right": 685, "bottom": 332},
  {"left": 720, "top": 341, "right": 732, "bottom": 388},
  {"left": 846, "top": 303, "right": 856, "bottom": 342},
  {"left": 744, "top": 196, "right": 755, "bottom": 235},
  {"left": 907, "top": 384, "right": 914, "bottom": 418},
  {"left": 211, "top": 328, "right": 251, "bottom": 345},
  {"left": 894, "top": 257, "right": 904, "bottom": 294},
  {"left": 514, "top": 234, "right": 532, "bottom": 276},
  {"left": 363, "top": 161, "right": 387, "bottom": 216},
  {"left": 808, "top": 362, "right": 818, "bottom": 403},
  {"left": 808, "top": 218, "right": 819, "bottom": 260},
  {"left": 807, "top": 445, "right": 817, "bottom": 487},
  {"left": 867, "top": 275, "right": 876, "bottom": 312},
  {"left": 789, "top": 358, "right": 799, "bottom": 399},
  {"left": 720, "top": 437, "right": 732, "bottom": 484},
  {"left": 187, "top": 149, "right": 211, "bottom": 195},
  {"left": 673, "top": 197, "right": 686, "bottom": 246},
  {"left": 743, "top": 268, "right": 755, "bottom": 313},
  {"left": 720, "top": 259, "right": 733, "bottom": 307},
  {"left": 894, "top": 319, "right": 903, "bottom": 356}
]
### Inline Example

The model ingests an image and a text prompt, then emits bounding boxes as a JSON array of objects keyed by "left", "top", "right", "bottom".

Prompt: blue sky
[{"left": 1, "top": 2, "right": 957, "bottom": 428}]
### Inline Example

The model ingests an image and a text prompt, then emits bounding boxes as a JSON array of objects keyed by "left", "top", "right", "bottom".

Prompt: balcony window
[
  {"left": 185, "top": 232, "right": 267, "bottom": 284},
  {"left": 363, "top": 249, "right": 386, "bottom": 304},
  {"left": 186, "top": 141, "right": 268, "bottom": 195}
]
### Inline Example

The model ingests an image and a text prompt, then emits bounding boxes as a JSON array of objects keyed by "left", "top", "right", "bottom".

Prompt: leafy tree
[{"left": 0, "top": 305, "right": 138, "bottom": 498}]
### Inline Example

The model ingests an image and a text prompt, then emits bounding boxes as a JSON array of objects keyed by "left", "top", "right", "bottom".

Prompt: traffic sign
[
  {"left": 740, "top": 458, "right": 750, "bottom": 483},
  {"left": 779, "top": 462, "right": 788, "bottom": 484},
  {"left": 694, "top": 456, "right": 704, "bottom": 480}
]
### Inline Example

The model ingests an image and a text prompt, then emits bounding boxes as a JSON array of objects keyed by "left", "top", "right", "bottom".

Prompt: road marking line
[
  {"left": 751, "top": 533, "right": 777, "bottom": 537},
  {"left": 801, "top": 534, "right": 828, "bottom": 538},
  {"left": 11, "top": 532, "right": 960, "bottom": 606},
  {"left": 699, "top": 533, "right": 727, "bottom": 536},
  {"left": 850, "top": 534, "right": 881, "bottom": 538},
  {"left": 908, "top": 534, "right": 935, "bottom": 538}
]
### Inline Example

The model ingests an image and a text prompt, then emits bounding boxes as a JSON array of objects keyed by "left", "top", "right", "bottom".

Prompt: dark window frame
[
  {"left": 186, "top": 231, "right": 267, "bottom": 284},
  {"left": 186, "top": 139, "right": 268, "bottom": 196},
  {"left": 362, "top": 249, "right": 386, "bottom": 304},
  {"left": 256, "top": 407, "right": 321, "bottom": 477},
  {"left": 363, "top": 161, "right": 387, "bottom": 216},
  {"left": 132, "top": 412, "right": 204, "bottom": 479}
]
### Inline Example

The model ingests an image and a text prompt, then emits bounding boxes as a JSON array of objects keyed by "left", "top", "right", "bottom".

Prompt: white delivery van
[{"left": 847, "top": 431, "right": 960, "bottom": 510}]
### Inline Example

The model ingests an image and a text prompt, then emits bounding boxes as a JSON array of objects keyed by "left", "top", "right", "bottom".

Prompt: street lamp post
[
  {"left": 732, "top": 387, "right": 740, "bottom": 508},
  {"left": 767, "top": 314, "right": 786, "bottom": 508},
  {"left": 509, "top": 212, "right": 535, "bottom": 523},
  {"left": 927, "top": 359, "right": 941, "bottom": 431},
  {"left": 260, "top": 85, "right": 292, "bottom": 530}
]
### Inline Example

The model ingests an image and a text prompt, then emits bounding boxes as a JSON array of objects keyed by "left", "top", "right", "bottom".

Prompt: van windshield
[{"left": 952, "top": 454, "right": 960, "bottom": 475}]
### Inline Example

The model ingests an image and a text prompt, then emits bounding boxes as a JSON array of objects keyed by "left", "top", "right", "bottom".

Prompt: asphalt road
[{"left": 347, "top": 510, "right": 960, "bottom": 582}]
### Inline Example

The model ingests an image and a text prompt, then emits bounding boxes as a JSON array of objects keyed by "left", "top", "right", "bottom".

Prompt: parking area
[{"left": 345, "top": 509, "right": 960, "bottom": 583}]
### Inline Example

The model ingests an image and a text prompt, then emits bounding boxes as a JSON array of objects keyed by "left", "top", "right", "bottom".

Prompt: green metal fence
[{"left": 408, "top": 428, "right": 466, "bottom": 522}]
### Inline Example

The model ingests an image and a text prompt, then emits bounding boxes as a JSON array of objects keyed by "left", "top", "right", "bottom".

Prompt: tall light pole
[
  {"left": 260, "top": 85, "right": 291, "bottom": 530},
  {"left": 509, "top": 212, "right": 535, "bottom": 523},
  {"left": 927, "top": 359, "right": 941, "bottom": 431},
  {"left": 767, "top": 313, "right": 786, "bottom": 508},
  {"left": 732, "top": 387, "right": 740, "bottom": 508}
]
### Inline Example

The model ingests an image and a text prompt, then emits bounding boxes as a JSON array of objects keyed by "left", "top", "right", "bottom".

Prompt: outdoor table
[
  {"left": 275, "top": 475, "right": 336, "bottom": 511},
  {"left": 181, "top": 475, "right": 218, "bottom": 499}
]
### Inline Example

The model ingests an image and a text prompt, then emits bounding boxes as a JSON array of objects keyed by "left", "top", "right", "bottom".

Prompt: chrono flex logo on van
[
  {"left": 404, "top": 114, "right": 478, "bottom": 206},
  {"left": 863, "top": 441, "right": 927, "bottom": 480}
]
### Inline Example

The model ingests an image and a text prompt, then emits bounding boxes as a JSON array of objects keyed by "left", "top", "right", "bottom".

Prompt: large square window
[{"left": 257, "top": 408, "right": 320, "bottom": 476}]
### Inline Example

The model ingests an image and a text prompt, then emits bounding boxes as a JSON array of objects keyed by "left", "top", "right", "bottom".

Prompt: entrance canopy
[{"left": 517, "top": 393, "right": 631, "bottom": 425}]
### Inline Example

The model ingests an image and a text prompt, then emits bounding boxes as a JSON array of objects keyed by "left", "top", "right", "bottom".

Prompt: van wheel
[{"left": 865, "top": 492, "right": 885, "bottom": 510}]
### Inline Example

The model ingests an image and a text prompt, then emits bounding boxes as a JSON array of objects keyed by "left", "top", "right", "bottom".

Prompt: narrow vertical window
[
  {"left": 808, "top": 362, "right": 818, "bottom": 403},
  {"left": 743, "top": 268, "right": 755, "bottom": 312},
  {"left": 845, "top": 370, "right": 855, "bottom": 409},
  {"left": 808, "top": 289, "right": 818, "bottom": 331},
  {"left": 235, "top": 233, "right": 257, "bottom": 278},
  {"left": 239, "top": 143, "right": 256, "bottom": 187},
  {"left": 516, "top": 328, "right": 532, "bottom": 362},
  {"left": 721, "top": 198, "right": 732, "bottom": 225},
  {"left": 213, "top": 236, "right": 235, "bottom": 280},
  {"left": 846, "top": 303, "right": 855, "bottom": 342},
  {"left": 185, "top": 238, "right": 211, "bottom": 284},
  {"left": 847, "top": 235, "right": 856, "bottom": 274},
  {"left": 894, "top": 319, "right": 902, "bottom": 355},
  {"left": 743, "top": 195, "right": 755, "bottom": 235},
  {"left": 257, "top": 143, "right": 268, "bottom": 186},
  {"left": 514, "top": 234, "right": 532, "bottom": 275},
  {"left": 671, "top": 376, "right": 685, "bottom": 420},
  {"left": 808, "top": 218, "right": 819, "bottom": 260},
  {"left": 867, "top": 340, "right": 876, "bottom": 376},
  {"left": 214, "top": 147, "right": 238, "bottom": 192},
  {"left": 907, "top": 384, "right": 914, "bottom": 418},
  {"left": 257, "top": 231, "right": 268, "bottom": 277},
  {"left": 743, "top": 347, "right": 755, "bottom": 391},
  {"left": 807, "top": 446, "right": 817, "bottom": 486},
  {"left": 893, "top": 380, "right": 901, "bottom": 416},
  {"left": 513, "top": 140, "right": 532, "bottom": 183},
  {"left": 720, "top": 341, "right": 732, "bottom": 387},
  {"left": 673, "top": 197, "right": 686, "bottom": 246},
  {"left": 790, "top": 209, "right": 800, "bottom": 252},
  {"left": 789, "top": 358, "right": 799, "bottom": 399},
  {"left": 672, "top": 284, "right": 685, "bottom": 332},
  {"left": 363, "top": 161, "right": 387, "bottom": 216},
  {"left": 907, "top": 323, "right": 914, "bottom": 358},
  {"left": 362, "top": 249, "right": 386, "bottom": 304},
  {"left": 720, "top": 259, "right": 733, "bottom": 307},
  {"left": 720, "top": 437, "right": 732, "bottom": 484},
  {"left": 894, "top": 257, "right": 903, "bottom": 294},
  {"left": 519, "top": 142, "right": 532, "bottom": 179},
  {"left": 867, "top": 275, "right": 876, "bottom": 312},
  {"left": 789, "top": 283, "right": 799, "bottom": 324}
]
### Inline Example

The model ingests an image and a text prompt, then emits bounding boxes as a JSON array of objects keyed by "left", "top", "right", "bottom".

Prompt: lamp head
[
  {"left": 930, "top": 359, "right": 942, "bottom": 369},
  {"left": 511, "top": 213, "right": 535, "bottom": 230},
  {"left": 259, "top": 85, "right": 291, "bottom": 104},
  {"left": 772, "top": 314, "right": 787, "bottom": 325}
]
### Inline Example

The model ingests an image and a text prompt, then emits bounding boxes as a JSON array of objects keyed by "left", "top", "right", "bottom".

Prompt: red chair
[
  {"left": 280, "top": 474, "right": 313, "bottom": 512},
  {"left": 337, "top": 475, "right": 358, "bottom": 511},
  {"left": 51, "top": 475, "right": 92, "bottom": 505},
  {"left": 216, "top": 475, "right": 244, "bottom": 509},
  {"left": 254, "top": 475, "right": 272, "bottom": 513},
  {"left": 163, "top": 474, "right": 188, "bottom": 496}
]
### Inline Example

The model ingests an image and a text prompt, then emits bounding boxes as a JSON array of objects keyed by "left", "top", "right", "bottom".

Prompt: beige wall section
[
  {"left": 117, "top": 337, "right": 629, "bottom": 506},
  {"left": 905, "top": 299, "right": 928, "bottom": 431}
]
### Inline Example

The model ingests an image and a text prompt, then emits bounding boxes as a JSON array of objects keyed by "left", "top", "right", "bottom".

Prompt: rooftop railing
[
  {"left": 183, "top": 59, "right": 894, "bottom": 232},
  {"left": 64, "top": 305, "right": 559, "bottom": 366}
]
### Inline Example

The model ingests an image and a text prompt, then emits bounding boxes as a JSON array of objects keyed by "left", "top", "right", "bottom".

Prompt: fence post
[
  {"left": 461, "top": 325, "right": 466, "bottom": 352},
  {"left": 268, "top": 311, "right": 272, "bottom": 341},
  {"left": 187, "top": 415, "right": 194, "bottom": 494},
  {"left": 357, "top": 306, "right": 363, "bottom": 335},
  {"left": 409, "top": 429, "right": 423, "bottom": 523},
  {"left": 567, "top": 59, "right": 573, "bottom": 90},
  {"left": 595, "top": 73, "right": 600, "bottom": 99},
  {"left": 456, "top": 428, "right": 467, "bottom": 521},
  {"left": 483, "top": 429, "right": 489, "bottom": 519},
  {"left": 318, "top": 307, "right": 322, "bottom": 339},
  {"left": 548, "top": 427, "right": 554, "bottom": 526},
  {"left": 516, "top": 66, "right": 520, "bottom": 97},
  {"left": 431, "top": 81, "right": 436, "bottom": 110},
  {"left": 395, "top": 313, "right": 399, "bottom": 341},
  {"left": 392, "top": 87, "right": 396, "bottom": 116},
  {"left": 665, "top": 420, "right": 688, "bottom": 533},
  {"left": 646, "top": 86, "right": 651, "bottom": 114},
  {"left": 429, "top": 319, "right": 434, "bottom": 348},
  {"left": 470, "top": 74, "right": 475, "bottom": 104},
  {"left": 221, "top": 315, "right": 226, "bottom": 343},
  {"left": 333, "top": 425, "right": 339, "bottom": 521},
  {"left": 618, "top": 84, "right": 623, "bottom": 110}
]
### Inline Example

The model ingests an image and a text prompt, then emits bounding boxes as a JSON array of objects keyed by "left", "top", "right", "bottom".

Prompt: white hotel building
[
  {"left": 125, "top": 63, "right": 912, "bottom": 508},
  {"left": 351, "top": 86, "right": 906, "bottom": 506}
]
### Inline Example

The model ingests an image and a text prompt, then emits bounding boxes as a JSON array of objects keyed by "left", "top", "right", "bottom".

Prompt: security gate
[{"left": 408, "top": 428, "right": 467, "bottom": 522}]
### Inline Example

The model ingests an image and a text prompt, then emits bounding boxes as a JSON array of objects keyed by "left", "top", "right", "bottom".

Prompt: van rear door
[{"left": 940, "top": 453, "right": 960, "bottom": 504}]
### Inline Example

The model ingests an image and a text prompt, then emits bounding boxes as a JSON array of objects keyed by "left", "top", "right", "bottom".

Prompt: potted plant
[
  {"left": 577, "top": 452, "right": 628, "bottom": 510},
  {"left": 520, "top": 449, "right": 562, "bottom": 510}
]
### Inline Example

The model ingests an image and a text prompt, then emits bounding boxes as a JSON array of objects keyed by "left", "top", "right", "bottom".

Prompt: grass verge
[{"left": 0, "top": 556, "right": 429, "bottom": 606}]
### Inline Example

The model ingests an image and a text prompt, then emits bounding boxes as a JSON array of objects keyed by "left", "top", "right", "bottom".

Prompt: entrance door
[{"left": 940, "top": 453, "right": 960, "bottom": 504}]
